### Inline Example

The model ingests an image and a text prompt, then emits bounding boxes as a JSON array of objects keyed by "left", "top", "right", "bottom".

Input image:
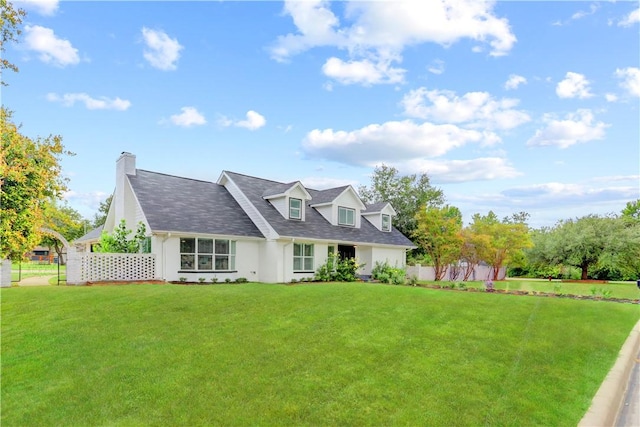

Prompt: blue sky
[{"left": 5, "top": 0, "right": 639, "bottom": 228}]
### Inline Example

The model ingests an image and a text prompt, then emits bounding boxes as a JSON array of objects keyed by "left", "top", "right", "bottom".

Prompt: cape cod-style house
[{"left": 77, "top": 152, "right": 414, "bottom": 283}]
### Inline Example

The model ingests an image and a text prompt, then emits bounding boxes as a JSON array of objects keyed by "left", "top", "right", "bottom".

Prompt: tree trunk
[{"left": 581, "top": 264, "right": 588, "bottom": 280}]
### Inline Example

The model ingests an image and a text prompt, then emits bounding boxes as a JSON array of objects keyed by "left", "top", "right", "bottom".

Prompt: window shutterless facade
[
  {"left": 180, "top": 238, "right": 236, "bottom": 271},
  {"left": 293, "top": 243, "right": 314, "bottom": 271},
  {"left": 381, "top": 214, "right": 391, "bottom": 232},
  {"left": 338, "top": 206, "right": 355, "bottom": 226},
  {"left": 289, "top": 198, "right": 302, "bottom": 219}
]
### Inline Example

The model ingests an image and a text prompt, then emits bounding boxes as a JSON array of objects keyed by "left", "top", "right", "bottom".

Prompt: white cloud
[
  {"left": 618, "top": 7, "right": 640, "bottom": 27},
  {"left": 219, "top": 110, "right": 266, "bottom": 131},
  {"left": 427, "top": 59, "right": 445, "bottom": 75},
  {"left": 556, "top": 72, "right": 593, "bottom": 99},
  {"left": 501, "top": 182, "right": 638, "bottom": 207},
  {"left": 504, "top": 74, "right": 527, "bottom": 90},
  {"left": 46, "top": 92, "right": 131, "bottom": 110},
  {"left": 401, "top": 88, "right": 530, "bottom": 130},
  {"left": 64, "top": 190, "right": 109, "bottom": 214},
  {"left": 322, "top": 56, "right": 405, "bottom": 86},
  {"left": 526, "top": 109, "right": 608, "bottom": 149},
  {"left": 615, "top": 67, "right": 640, "bottom": 97},
  {"left": 570, "top": 3, "right": 599, "bottom": 21},
  {"left": 302, "top": 120, "right": 500, "bottom": 167},
  {"left": 141, "top": 27, "right": 183, "bottom": 71},
  {"left": 23, "top": 25, "right": 80, "bottom": 67},
  {"left": 396, "top": 157, "right": 521, "bottom": 183},
  {"left": 270, "top": 0, "right": 516, "bottom": 86},
  {"left": 605, "top": 93, "right": 618, "bottom": 102},
  {"left": 14, "top": 0, "right": 59, "bottom": 16},
  {"left": 170, "top": 107, "right": 206, "bottom": 127}
]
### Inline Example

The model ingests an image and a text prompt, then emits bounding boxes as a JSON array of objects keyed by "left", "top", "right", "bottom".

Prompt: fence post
[{"left": 0, "top": 259, "right": 11, "bottom": 288}]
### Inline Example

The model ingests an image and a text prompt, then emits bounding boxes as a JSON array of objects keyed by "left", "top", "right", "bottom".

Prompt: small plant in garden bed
[
  {"left": 198, "top": 277, "right": 206, "bottom": 284},
  {"left": 235, "top": 277, "right": 248, "bottom": 284},
  {"left": 224, "top": 278, "right": 232, "bottom": 283},
  {"left": 179, "top": 277, "right": 187, "bottom": 283},
  {"left": 210, "top": 277, "right": 218, "bottom": 284}
]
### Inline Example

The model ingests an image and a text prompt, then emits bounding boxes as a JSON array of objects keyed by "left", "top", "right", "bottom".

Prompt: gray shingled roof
[
  {"left": 225, "top": 171, "right": 415, "bottom": 247},
  {"left": 310, "top": 186, "right": 350, "bottom": 205},
  {"left": 127, "top": 170, "right": 263, "bottom": 238},
  {"left": 364, "top": 202, "right": 389, "bottom": 213},
  {"left": 74, "top": 225, "right": 103, "bottom": 242},
  {"left": 262, "top": 182, "right": 298, "bottom": 198}
]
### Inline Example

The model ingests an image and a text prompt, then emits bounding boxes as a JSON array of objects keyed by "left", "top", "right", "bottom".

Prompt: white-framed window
[
  {"left": 382, "top": 214, "right": 391, "bottom": 232},
  {"left": 289, "top": 198, "right": 302, "bottom": 220},
  {"left": 338, "top": 206, "right": 355, "bottom": 226},
  {"left": 293, "top": 243, "right": 314, "bottom": 271},
  {"left": 180, "top": 238, "right": 236, "bottom": 271}
]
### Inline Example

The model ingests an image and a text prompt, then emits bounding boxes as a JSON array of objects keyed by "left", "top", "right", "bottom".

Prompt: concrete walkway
[
  {"left": 580, "top": 319, "right": 640, "bottom": 427},
  {"left": 17, "top": 275, "right": 58, "bottom": 286}
]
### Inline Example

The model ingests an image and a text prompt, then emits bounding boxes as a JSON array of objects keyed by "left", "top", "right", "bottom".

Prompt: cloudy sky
[{"left": 5, "top": 0, "right": 639, "bottom": 227}]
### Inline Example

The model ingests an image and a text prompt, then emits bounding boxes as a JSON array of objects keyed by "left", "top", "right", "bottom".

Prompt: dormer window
[
  {"left": 338, "top": 206, "right": 355, "bottom": 226},
  {"left": 382, "top": 214, "right": 391, "bottom": 232},
  {"left": 289, "top": 198, "right": 302, "bottom": 220}
]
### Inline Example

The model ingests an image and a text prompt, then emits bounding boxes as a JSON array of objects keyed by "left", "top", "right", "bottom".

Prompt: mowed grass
[{"left": 2, "top": 284, "right": 638, "bottom": 426}]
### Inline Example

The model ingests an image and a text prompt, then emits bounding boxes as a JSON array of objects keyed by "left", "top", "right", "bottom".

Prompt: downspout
[{"left": 161, "top": 232, "right": 171, "bottom": 281}]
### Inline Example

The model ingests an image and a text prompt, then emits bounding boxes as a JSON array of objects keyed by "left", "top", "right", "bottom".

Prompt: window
[
  {"left": 382, "top": 214, "right": 391, "bottom": 232},
  {"left": 338, "top": 206, "right": 355, "bottom": 226},
  {"left": 293, "top": 243, "right": 314, "bottom": 272},
  {"left": 180, "top": 238, "right": 236, "bottom": 271},
  {"left": 289, "top": 198, "right": 302, "bottom": 219}
]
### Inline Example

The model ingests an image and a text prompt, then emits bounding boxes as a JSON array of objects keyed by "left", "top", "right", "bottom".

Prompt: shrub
[
  {"left": 198, "top": 277, "right": 206, "bottom": 284},
  {"left": 372, "top": 261, "right": 406, "bottom": 285},
  {"left": 235, "top": 277, "right": 248, "bottom": 284},
  {"left": 179, "top": 277, "right": 187, "bottom": 283},
  {"left": 224, "top": 278, "right": 231, "bottom": 283},
  {"left": 314, "top": 254, "right": 363, "bottom": 282},
  {"left": 210, "top": 277, "right": 218, "bottom": 284}
]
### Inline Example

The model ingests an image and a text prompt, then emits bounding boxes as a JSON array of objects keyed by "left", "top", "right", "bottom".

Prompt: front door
[{"left": 338, "top": 244, "right": 356, "bottom": 260}]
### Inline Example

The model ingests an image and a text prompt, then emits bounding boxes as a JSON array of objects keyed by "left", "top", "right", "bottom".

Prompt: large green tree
[
  {"left": 1, "top": 108, "right": 72, "bottom": 260},
  {"left": 622, "top": 199, "right": 640, "bottom": 222},
  {"left": 527, "top": 214, "right": 640, "bottom": 280},
  {"left": 1, "top": 0, "right": 26, "bottom": 85},
  {"left": 413, "top": 205, "right": 463, "bottom": 280},
  {"left": 468, "top": 211, "right": 532, "bottom": 281},
  {"left": 358, "top": 164, "right": 444, "bottom": 238},
  {"left": 92, "top": 194, "right": 112, "bottom": 228}
]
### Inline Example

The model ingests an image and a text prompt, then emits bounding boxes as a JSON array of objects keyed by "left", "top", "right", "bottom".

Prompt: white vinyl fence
[
  {"left": 67, "top": 252, "right": 157, "bottom": 284},
  {"left": 406, "top": 264, "right": 506, "bottom": 282}
]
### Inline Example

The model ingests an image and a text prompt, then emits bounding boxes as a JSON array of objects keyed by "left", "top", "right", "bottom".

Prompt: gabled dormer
[
  {"left": 310, "top": 185, "right": 366, "bottom": 228},
  {"left": 362, "top": 202, "right": 397, "bottom": 232},
  {"left": 263, "top": 181, "right": 312, "bottom": 221}
]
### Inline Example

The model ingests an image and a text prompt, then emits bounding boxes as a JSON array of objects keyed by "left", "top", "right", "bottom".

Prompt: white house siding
[
  {"left": 269, "top": 196, "right": 288, "bottom": 220},
  {"left": 158, "top": 235, "right": 261, "bottom": 282},
  {"left": 259, "top": 239, "right": 282, "bottom": 283},
  {"left": 357, "top": 246, "right": 373, "bottom": 276},
  {"left": 371, "top": 246, "right": 406, "bottom": 271}
]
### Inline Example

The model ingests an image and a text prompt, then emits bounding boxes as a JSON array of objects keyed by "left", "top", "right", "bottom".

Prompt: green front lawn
[{"left": 2, "top": 283, "right": 638, "bottom": 426}]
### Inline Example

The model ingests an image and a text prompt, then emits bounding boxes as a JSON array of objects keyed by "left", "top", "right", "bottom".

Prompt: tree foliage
[
  {"left": 526, "top": 214, "right": 640, "bottom": 280},
  {"left": 358, "top": 164, "right": 444, "bottom": 238},
  {"left": 92, "top": 194, "right": 112, "bottom": 228},
  {"left": 413, "top": 205, "right": 463, "bottom": 280},
  {"left": 1, "top": 108, "right": 72, "bottom": 260},
  {"left": 40, "top": 200, "right": 88, "bottom": 264},
  {"left": 468, "top": 211, "right": 532, "bottom": 281},
  {"left": 1, "top": 0, "right": 26, "bottom": 85},
  {"left": 622, "top": 199, "right": 640, "bottom": 222},
  {"left": 95, "top": 220, "right": 147, "bottom": 253}
]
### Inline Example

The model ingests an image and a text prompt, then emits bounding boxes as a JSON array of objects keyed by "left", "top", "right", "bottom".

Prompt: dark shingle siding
[{"left": 128, "top": 170, "right": 263, "bottom": 238}]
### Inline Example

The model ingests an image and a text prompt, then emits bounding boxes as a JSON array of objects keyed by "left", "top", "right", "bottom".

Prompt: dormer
[
  {"left": 310, "top": 186, "right": 366, "bottom": 228},
  {"left": 362, "top": 202, "right": 397, "bottom": 232},
  {"left": 263, "top": 181, "right": 312, "bottom": 221}
]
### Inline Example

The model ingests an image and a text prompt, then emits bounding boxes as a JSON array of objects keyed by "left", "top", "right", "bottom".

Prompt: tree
[
  {"left": 413, "top": 205, "right": 463, "bottom": 280},
  {"left": 40, "top": 200, "right": 88, "bottom": 264},
  {"left": 92, "top": 194, "right": 112, "bottom": 228},
  {"left": 528, "top": 215, "right": 640, "bottom": 280},
  {"left": 358, "top": 164, "right": 444, "bottom": 238},
  {"left": 1, "top": 0, "right": 26, "bottom": 85},
  {"left": 1, "top": 108, "right": 72, "bottom": 260},
  {"left": 468, "top": 211, "right": 532, "bottom": 281},
  {"left": 622, "top": 200, "right": 640, "bottom": 222},
  {"left": 95, "top": 220, "right": 147, "bottom": 253}
]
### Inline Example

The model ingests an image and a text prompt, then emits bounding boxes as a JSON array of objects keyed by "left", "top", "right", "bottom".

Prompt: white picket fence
[
  {"left": 67, "top": 252, "right": 157, "bottom": 284},
  {"left": 406, "top": 264, "right": 506, "bottom": 282}
]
